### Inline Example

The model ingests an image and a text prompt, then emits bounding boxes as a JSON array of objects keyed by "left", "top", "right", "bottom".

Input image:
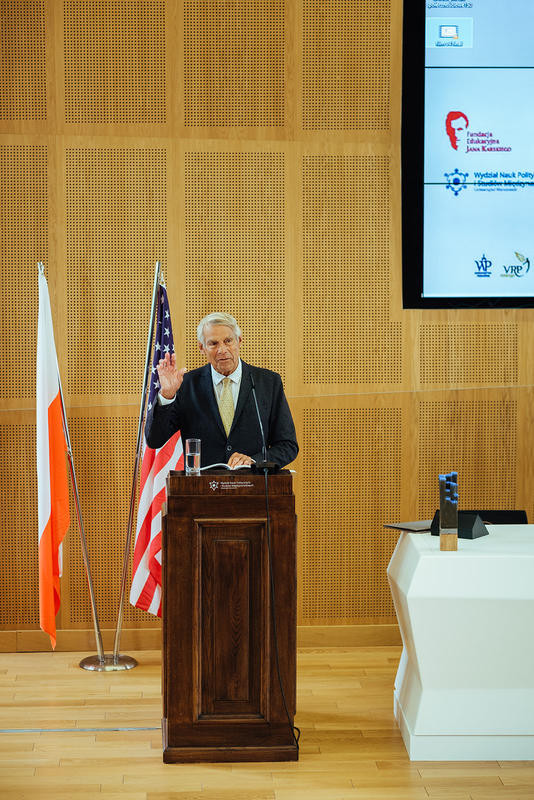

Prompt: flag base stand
[{"left": 79, "top": 654, "right": 138, "bottom": 672}]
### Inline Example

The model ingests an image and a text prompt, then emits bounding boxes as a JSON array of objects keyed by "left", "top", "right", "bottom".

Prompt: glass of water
[{"left": 185, "top": 438, "right": 201, "bottom": 476}]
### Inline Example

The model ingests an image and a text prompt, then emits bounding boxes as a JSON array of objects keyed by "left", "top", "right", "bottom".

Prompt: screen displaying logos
[{"left": 403, "top": 1, "right": 534, "bottom": 306}]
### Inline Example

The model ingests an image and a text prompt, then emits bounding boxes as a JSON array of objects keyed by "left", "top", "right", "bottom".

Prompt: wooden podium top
[{"left": 167, "top": 468, "right": 294, "bottom": 496}]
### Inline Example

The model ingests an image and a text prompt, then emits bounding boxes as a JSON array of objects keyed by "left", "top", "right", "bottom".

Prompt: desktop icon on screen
[
  {"left": 426, "top": 18, "right": 473, "bottom": 49},
  {"left": 440, "top": 25, "right": 459, "bottom": 39}
]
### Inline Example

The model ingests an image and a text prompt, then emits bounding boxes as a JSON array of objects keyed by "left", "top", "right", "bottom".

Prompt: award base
[
  {"left": 431, "top": 511, "right": 488, "bottom": 540},
  {"left": 439, "top": 530, "right": 458, "bottom": 551}
]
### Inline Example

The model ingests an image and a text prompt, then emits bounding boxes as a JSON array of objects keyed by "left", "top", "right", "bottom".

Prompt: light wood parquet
[{"left": 0, "top": 646, "right": 533, "bottom": 799}]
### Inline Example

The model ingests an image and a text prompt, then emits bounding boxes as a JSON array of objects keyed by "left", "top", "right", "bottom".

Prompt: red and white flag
[
  {"left": 129, "top": 285, "right": 183, "bottom": 616},
  {"left": 36, "top": 269, "right": 70, "bottom": 649}
]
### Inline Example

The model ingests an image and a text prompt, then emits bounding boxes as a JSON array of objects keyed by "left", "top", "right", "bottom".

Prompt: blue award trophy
[{"left": 439, "top": 471, "right": 458, "bottom": 551}]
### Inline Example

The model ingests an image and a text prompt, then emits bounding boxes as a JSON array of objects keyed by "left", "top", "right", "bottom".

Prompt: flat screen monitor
[{"left": 402, "top": 0, "right": 534, "bottom": 308}]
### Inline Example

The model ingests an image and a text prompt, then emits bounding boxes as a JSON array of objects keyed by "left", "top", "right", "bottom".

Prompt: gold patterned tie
[{"left": 218, "top": 377, "right": 234, "bottom": 436}]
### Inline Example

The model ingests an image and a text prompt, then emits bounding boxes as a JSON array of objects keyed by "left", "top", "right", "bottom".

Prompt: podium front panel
[
  {"left": 162, "top": 470, "right": 297, "bottom": 763},
  {"left": 195, "top": 519, "right": 269, "bottom": 720}
]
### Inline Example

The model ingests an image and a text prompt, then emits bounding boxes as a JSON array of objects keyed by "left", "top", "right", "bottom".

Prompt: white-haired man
[{"left": 145, "top": 312, "right": 298, "bottom": 469}]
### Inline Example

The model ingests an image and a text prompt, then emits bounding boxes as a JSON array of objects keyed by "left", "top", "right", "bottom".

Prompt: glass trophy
[{"left": 439, "top": 471, "right": 458, "bottom": 551}]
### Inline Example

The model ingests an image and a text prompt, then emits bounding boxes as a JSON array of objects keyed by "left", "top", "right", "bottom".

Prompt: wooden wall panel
[
  {"left": 301, "top": 153, "right": 401, "bottom": 386},
  {"left": 417, "top": 396, "right": 517, "bottom": 518},
  {"left": 184, "top": 150, "right": 286, "bottom": 380},
  {"left": 1, "top": 0, "right": 533, "bottom": 648},
  {"left": 64, "top": 146, "right": 167, "bottom": 399},
  {"left": 419, "top": 324, "right": 519, "bottom": 386},
  {"left": 302, "top": 0, "right": 391, "bottom": 130},
  {"left": 65, "top": 411, "right": 159, "bottom": 627},
  {"left": 0, "top": 143, "right": 48, "bottom": 399},
  {"left": 0, "top": 419, "right": 39, "bottom": 626},
  {"left": 183, "top": 0, "right": 285, "bottom": 128},
  {"left": 300, "top": 405, "right": 402, "bottom": 624},
  {"left": 0, "top": 1, "right": 47, "bottom": 121},
  {"left": 63, "top": 0, "right": 166, "bottom": 124}
]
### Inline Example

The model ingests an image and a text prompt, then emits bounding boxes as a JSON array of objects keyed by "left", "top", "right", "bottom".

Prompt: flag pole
[
  {"left": 108, "top": 260, "right": 162, "bottom": 669},
  {"left": 37, "top": 262, "right": 106, "bottom": 666},
  {"left": 58, "top": 376, "right": 107, "bottom": 666}
]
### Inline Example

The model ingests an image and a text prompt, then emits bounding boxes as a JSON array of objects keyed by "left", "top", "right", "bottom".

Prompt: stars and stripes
[{"left": 129, "top": 284, "right": 183, "bottom": 616}]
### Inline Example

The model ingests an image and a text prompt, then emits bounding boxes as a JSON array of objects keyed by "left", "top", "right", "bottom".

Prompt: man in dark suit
[{"left": 145, "top": 312, "right": 298, "bottom": 468}]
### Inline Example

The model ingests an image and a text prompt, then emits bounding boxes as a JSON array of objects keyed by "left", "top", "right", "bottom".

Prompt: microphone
[{"left": 250, "top": 375, "right": 279, "bottom": 473}]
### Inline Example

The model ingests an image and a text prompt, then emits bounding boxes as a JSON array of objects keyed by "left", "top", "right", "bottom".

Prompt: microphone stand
[
  {"left": 248, "top": 373, "right": 300, "bottom": 751},
  {"left": 250, "top": 376, "right": 278, "bottom": 473}
]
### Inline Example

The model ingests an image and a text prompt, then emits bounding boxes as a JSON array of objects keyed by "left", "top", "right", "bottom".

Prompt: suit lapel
[
  {"left": 231, "top": 361, "right": 252, "bottom": 434},
  {"left": 199, "top": 365, "right": 227, "bottom": 438}
]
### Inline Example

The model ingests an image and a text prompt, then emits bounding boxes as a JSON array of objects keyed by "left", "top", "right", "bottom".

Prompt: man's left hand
[{"left": 228, "top": 452, "right": 254, "bottom": 468}]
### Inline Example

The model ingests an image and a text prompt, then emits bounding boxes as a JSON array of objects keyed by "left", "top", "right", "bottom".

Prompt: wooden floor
[{"left": 1, "top": 646, "right": 534, "bottom": 799}]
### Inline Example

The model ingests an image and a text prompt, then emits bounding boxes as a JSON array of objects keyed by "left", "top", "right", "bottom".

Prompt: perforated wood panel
[
  {"left": 63, "top": 1, "right": 166, "bottom": 123},
  {"left": 183, "top": 0, "right": 284, "bottom": 127},
  {"left": 0, "top": 1, "right": 46, "bottom": 120},
  {"left": 184, "top": 152, "right": 286, "bottom": 380},
  {"left": 0, "top": 145, "right": 47, "bottom": 399},
  {"left": 302, "top": 0, "right": 391, "bottom": 130},
  {"left": 420, "top": 324, "right": 519, "bottom": 385},
  {"left": 418, "top": 400, "right": 517, "bottom": 518},
  {"left": 302, "top": 154, "right": 401, "bottom": 384},
  {"left": 65, "top": 147, "right": 166, "bottom": 395},
  {"left": 66, "top": 414, "right": 159, "bottom": 625},
  {"left": 301, "top": 407, "right": 401, "bottom": 622},
  {"left": 5, "top": 0, "right": 534, "bottom": 649},
  {"left": 0, "top": 423, "right": 39, "bottom": 625}
]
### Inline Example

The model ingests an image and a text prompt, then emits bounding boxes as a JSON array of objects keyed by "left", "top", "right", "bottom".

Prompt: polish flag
[{"left": 36, "top": 269, "right": 70, "bottom": 649}]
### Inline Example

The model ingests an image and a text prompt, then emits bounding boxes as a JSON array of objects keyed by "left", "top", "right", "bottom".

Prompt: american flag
[{"left": 129, "top": 284, "right": 183, "bottom": 616}]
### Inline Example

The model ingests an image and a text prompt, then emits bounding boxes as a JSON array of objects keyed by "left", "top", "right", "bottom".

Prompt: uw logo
[
  {"left": 501, "top": 251, "right": 530, "bottom": 277},
  {"left": 474, "top": 254, "right": 492, "bottom": 277}
]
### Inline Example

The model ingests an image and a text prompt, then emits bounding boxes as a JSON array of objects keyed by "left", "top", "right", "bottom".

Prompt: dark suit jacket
[{"left": 145, "top": 361, "right": 298, "bottom": 468}]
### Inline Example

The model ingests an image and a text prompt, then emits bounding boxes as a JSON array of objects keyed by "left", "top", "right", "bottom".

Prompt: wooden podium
[{"left": 161, "top": 468, "right": 298, "bottom": 763}]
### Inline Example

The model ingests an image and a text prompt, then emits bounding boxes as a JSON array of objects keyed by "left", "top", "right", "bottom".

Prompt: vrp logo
[{"left": 501, "top": 251, "right": 530, "bottom": 278}]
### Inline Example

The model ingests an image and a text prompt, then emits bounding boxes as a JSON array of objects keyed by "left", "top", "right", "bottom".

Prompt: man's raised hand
[{"left": 157, "top": 352, "right": 187, "bottom": 400}]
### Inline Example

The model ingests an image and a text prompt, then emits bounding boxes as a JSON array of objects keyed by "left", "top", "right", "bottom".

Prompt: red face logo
[{"left": 445, "top": 111, "right": 469, "bottom": 150}]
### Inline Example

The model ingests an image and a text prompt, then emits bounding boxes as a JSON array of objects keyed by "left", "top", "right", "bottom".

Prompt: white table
[{"left": 387, "top": 525, "right": 534, "bottom": 760}]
